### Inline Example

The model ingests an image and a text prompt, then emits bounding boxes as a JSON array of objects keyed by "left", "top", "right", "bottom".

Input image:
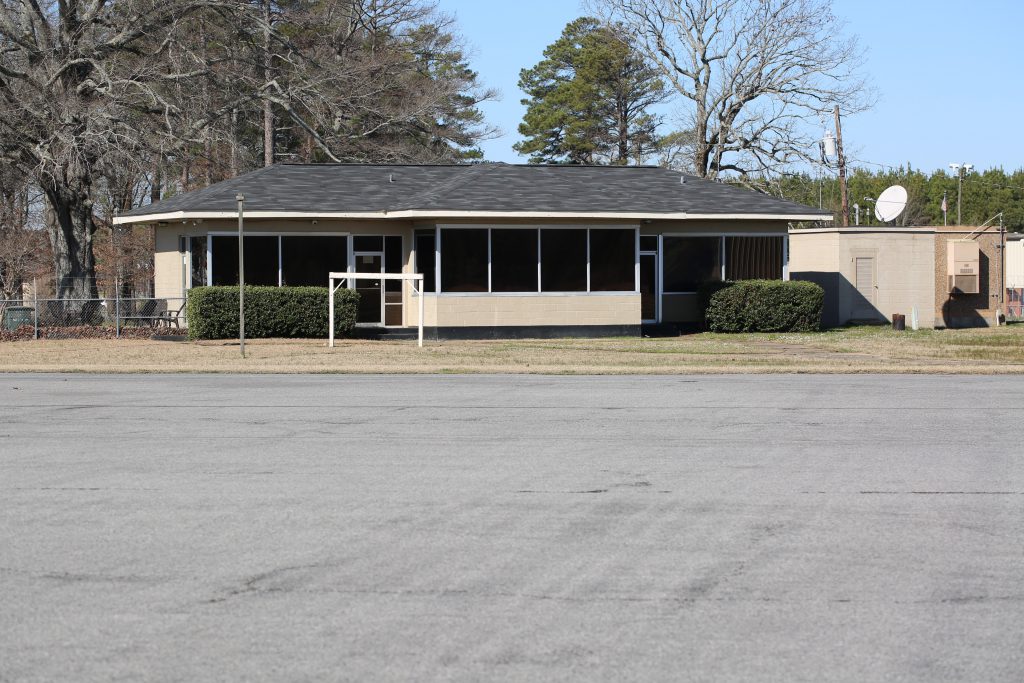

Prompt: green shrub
[
  {"left": 705, "top": 280, "right": 824, "bottom": 333},
  {"left": 186, "top": 286, "right": 359, "bottom": 340}
]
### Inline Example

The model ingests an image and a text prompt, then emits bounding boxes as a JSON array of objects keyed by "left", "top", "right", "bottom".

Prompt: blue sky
[{"left": 444, "top": 0, "right": 1024, "bottom": 175}]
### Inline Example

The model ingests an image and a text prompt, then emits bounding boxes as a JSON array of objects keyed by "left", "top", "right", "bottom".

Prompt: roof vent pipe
[
  {"left": 389, "top": 174, "right": 395, "bottom": 183},
  {"left": 680, "top": 175, "right": 686, "bottom": 184}
]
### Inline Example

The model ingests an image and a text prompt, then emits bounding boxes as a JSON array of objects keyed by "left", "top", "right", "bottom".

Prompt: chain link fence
[{"left": 1, "top": 295, "right": 186, "bottom": 341}]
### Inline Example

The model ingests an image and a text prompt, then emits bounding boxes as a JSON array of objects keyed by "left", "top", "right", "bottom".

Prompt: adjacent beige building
[{"left": 790, "top": 225, "right": 1009, "bottom": 329}]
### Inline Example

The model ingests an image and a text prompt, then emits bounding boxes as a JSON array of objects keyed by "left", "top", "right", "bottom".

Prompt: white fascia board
[
  {"left": 114, "top": 209, "right": 833, "bottom": 225},
  {"left": 112, "top": 210, "right": 385, "bottom": 225},
  {"left": 683, "top": 213, "right": 832, "bottom": 222},
  {"left": 791, "top": 226, "right": 936, "bottom": 235}
]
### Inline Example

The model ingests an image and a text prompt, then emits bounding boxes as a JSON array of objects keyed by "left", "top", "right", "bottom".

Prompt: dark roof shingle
[{"left": 120, "top": 163, "right": 830, "bottom": 218}]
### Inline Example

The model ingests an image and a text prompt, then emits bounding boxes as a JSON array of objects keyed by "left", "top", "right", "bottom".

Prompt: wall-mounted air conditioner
[{"left": 947, "top": 240, "right": 980, "bottom": 294}]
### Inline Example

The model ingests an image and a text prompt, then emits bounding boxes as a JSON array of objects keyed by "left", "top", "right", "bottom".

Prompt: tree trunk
[
  {"left": 263, "top": 0, "right": 274, "bottom": 167},
  {"left": 231, "top": 108, "right": 240, "bottom": 177},
  {"left": 42, "top": 182, "right": 99, "bottom": 300}
]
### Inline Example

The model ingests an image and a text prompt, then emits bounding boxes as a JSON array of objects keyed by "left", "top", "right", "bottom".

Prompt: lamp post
[
  {"left": 948, "top": 163, "right": 973, "bottom": 225},
  {"left": 237, "top": 193, "right": 245, "bottom": 358}
]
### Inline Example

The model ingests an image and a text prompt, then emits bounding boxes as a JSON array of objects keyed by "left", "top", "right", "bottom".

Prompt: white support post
[
  {"left": 329, "top": 276, "right": 335, "bottom": 348},
  {"left": 417, "top": 280, "right": 424, "bottom": 348}
]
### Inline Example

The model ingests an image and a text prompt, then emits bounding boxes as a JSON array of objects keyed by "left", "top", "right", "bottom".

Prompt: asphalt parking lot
[{"left": 1, "top": 373, "right": 1022, "bottom": 681}]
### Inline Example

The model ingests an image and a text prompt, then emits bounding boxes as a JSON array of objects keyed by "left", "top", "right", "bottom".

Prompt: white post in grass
[
  {"left": 329, "top": 275, "right": 335, "bottom": 348},
  {"left": 418, "top": 280, "right": 424, "bottom": 348},
  {"left": 237, "top": 194, "right": 245, "bottom": 358}
]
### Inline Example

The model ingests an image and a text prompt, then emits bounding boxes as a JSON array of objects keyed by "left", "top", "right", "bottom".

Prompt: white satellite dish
[{"left": 874, "top": 185, "right": 908, "bottom": 223}]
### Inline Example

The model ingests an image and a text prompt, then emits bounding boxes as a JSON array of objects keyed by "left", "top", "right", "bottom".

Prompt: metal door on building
[{"left": 852, "top": 256, "right": 877, "bottom": 319}]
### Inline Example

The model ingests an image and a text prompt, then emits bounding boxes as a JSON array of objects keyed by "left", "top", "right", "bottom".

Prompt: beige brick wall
[
  {"left": 409, "top": 294, "right": 640, "bottom": 327},
  {"left": 154, "top": 229, "right": 185, "bottom": 299},
  {"left": 933, "top": 227, "right": 1003, "bottom": 327}
]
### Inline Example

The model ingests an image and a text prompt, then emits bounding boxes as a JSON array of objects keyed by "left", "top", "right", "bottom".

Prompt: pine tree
[{"left": 514, "top": 18, "right": 667, "bottom": 165}]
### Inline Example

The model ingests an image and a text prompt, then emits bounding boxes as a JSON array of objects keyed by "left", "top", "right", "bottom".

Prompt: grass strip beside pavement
[{"left": 1, "top": 325, "right": 1023, "bottom": 375}]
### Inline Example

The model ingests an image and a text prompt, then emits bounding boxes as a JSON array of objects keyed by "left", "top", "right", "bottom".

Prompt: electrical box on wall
[{"left": 947, "top": 240, "right": 980, "bottom": 294}]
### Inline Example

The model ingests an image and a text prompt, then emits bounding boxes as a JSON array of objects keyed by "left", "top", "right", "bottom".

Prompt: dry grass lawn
[{"left": 2, "top": 324, "right": 1023, "bottom": 374}]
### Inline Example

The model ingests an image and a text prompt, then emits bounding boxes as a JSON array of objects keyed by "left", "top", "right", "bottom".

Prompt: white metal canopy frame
[{"left": 329, "top": 272, "right": 425, "bottom": 348}]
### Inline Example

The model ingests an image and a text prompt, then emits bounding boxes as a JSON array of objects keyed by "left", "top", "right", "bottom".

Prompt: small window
[
  {"left": 211, "top": 235, "right": 278, "bottom": 286},
  {"left": 726, "top": 236, "right": 784, "bottom": 280},
  {"left": 441, "top": 229, "right": 488, "bottom": 292},
  {"left": 414, "top": 230, "right": 436, "bottom": 293},
  {"left": 541, "top": 229, "right": 587, "bottom": 292},
  {"left": 589, "top": 229, "right": 635, "bottom": 291},
  {"left": 281, "top": 236, "right": 347, "bottom": 287},
  {"left": 640, "top": 235, "right": 658, "bottom": 252},
  {"left": 662, "top": 236, "right": 722, "bottom": 292},
  {"left": 491, "top": 229, "right": 538, "bottom": 292}
]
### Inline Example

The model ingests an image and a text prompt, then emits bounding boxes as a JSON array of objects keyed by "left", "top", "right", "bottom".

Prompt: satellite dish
[{"left": 874, "top": 185, "right": 908, "bottom": 223}]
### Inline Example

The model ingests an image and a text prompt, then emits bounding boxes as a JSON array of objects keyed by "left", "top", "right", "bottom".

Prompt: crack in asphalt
[
  {"left": 0, "top": 566, "right": 167, "bottom": 584},
  {"left": 859, "top": 491, "right": 1024, "bottom": 495},
  {"left": 201, "top": 580, "right": 1024, "bottom": 607}
]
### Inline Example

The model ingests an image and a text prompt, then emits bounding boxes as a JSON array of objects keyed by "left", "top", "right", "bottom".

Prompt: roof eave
[{"left": 114, "top": 209, "right": 833, "bottom": 225}]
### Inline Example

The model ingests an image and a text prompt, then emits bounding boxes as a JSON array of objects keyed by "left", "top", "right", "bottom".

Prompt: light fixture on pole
[
  {"left": 862, "top": 197, "right": 875, "bottom": 225},
  {"left": 948, "top": 163, "right": 973, "bottom": 225},
  {"left": 237, "top": 193, "right": 245, "bottom": 358}
]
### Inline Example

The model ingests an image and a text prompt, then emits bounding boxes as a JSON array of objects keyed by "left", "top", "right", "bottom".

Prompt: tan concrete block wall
[
  {"left": 790, "top": 231, "right": 935, "bottom": 328},
  {"left": 154, "top": 229, "right": 185, "bottom": 299},
  {"left": 866, "top": 234, "right": 935, "bottom": 328},
  {"left": 407, "top": 294, "right": 438, "bottom": 327},
  {"left": 419, "top": 295, "right": 640, "bottom": 327}
]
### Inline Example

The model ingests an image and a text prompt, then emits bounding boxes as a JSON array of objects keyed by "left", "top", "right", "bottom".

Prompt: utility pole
[
  {"left": 949, "top": 163, "right": 972, "bottom": 225},
  {"left": 237, "top": 194, "right": 246, "bottom": 358},
  {"left": 833, "top": 106, "right": 849, "bottom": 227}
]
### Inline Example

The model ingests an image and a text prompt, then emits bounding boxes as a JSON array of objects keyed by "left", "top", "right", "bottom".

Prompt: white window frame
[{"left": 639, "top": 234, "right": 661, "bottom": 324}]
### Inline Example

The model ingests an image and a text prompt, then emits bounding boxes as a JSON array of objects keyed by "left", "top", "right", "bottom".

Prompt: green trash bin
[{"left": 3, "top": 306, "right": 34, "bottom": 332}]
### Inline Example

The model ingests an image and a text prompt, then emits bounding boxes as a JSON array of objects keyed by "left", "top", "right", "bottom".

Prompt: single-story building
[
  {"left": 114, "top": 163, "right": 830, "bottom": 338},
  {"left": 789, "top": 225, "right": 1009, "bottom": 329}
]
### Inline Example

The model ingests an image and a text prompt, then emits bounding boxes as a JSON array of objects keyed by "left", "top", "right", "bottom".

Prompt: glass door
[{"left": 354, "top": 253, "right": 384, "bottom": 325}]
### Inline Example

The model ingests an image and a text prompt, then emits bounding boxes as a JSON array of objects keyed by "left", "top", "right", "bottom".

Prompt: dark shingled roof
[{"left": 119, "top": 163, "right": 830, "bottom": 218}]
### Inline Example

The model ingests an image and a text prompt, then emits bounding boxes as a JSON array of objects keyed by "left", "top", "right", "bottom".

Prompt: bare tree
[
  {"left": 0, "top": 0, "right": 494, "bottom": 300},
  {"left": 0, "top": 0, "right": 258, "bottom": 299},
  {"left": 0, "top": 167, "right": 48, "bottom": 299},
  {"left": 255, "top": 0, "right": 498, "bottom": 164},
  {"left": 588, "top": 0, "right": 870, "bottom": 180}
]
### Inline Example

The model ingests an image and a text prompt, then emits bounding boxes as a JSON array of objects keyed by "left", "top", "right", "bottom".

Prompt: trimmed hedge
[
  {"left": 186, "top": 286, "right": 359, "bottom": 340},
  {"left": 705, "top": 280, "right": 824, "bottom": 333}
]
